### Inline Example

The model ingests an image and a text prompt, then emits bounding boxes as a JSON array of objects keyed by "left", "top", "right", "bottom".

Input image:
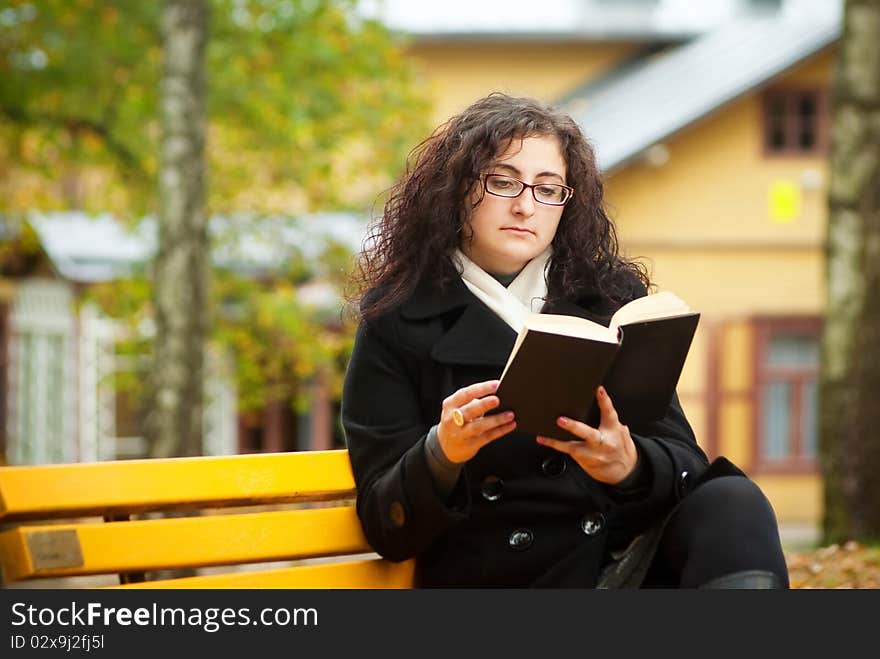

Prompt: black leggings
[{"left": 642, "top": 476, "right": 790, "bottom": 588}]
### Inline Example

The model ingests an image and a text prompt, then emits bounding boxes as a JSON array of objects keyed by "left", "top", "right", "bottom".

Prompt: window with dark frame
[
  {"left": 762, "top": 89, "right": 827, "bottom": 155},
  {"left": 752, "top": 317, "right": 821, "bottom": 473}
]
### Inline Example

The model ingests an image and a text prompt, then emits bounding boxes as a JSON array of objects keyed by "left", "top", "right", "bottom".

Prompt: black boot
[{"left": 698, "top": 570, "right": 787, "bottom": 589}]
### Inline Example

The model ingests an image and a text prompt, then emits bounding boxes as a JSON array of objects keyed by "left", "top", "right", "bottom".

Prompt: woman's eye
[{"left": 536, "top": 186, "right": 559, "bottom": 196}]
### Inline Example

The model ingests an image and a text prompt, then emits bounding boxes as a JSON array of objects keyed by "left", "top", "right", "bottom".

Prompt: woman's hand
[
  {"left": 436, "top": 380, "right": 517, "bottom": 464},
  {"left": 536, "top": 386, "right": 638, "bottom": 485}
]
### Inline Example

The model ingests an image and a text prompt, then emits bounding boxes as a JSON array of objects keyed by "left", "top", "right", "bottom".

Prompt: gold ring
[{"left": 452, "top": 408, "right": 465, "bottom": 427}]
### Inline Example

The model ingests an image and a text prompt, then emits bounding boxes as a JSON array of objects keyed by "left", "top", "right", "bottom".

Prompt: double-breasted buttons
[
  {"left": 508, "top": 529, "right": 534, "bottom": 551},
  {"left": 580, "top": 512, "right": 605, "bottom": 536},
  {"left": 677, "top": 470, "right": 691, "bottom": 498},
  {"left": 541, "top": 454, "right": 566, "bottom": 477},
  {"left": 389, "top": 501, "right": 406, "bottom": 528},
  {"left": 481, "top": 475, "right": 504, "bottom": 502}
]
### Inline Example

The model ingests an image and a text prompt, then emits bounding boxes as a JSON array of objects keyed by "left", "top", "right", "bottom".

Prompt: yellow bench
[{"left": 0, "top": 449, "right": 414, "bottom": 589}]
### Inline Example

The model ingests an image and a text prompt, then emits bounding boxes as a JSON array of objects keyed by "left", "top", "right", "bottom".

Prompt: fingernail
[
  {"left": 557, "top": 417, "right": 569, "bottom": 426},
  {"left": 492, "top": 381, "right": 500, "bottom": 390},
  {"left": 598, "top": 386, "right": 606, "bottom": 397},
  {"left": 504, "top": 412, "right": 514, "bottom": 420}
]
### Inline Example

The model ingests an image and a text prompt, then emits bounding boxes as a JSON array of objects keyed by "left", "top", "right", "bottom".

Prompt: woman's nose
[{"left": 511, "top": 190, "right": 536, "bottom": 217}]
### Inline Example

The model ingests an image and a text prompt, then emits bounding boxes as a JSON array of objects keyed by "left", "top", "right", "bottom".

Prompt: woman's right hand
[{"left": 436, "top": 380, "right": 517, "bottom": 464}]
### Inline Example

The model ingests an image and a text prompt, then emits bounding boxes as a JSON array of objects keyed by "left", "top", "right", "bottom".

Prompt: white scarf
[{"left": 453, "top": 247, "right": 551, "bottom": 333}]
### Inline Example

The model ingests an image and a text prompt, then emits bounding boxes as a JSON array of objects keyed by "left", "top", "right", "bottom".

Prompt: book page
[
  {"left": 610, "top": 291, "right": 693, "bottom": 330},
  {"left": 500, "top": 313, "right": 618, "bottom": 381},
  {"left": 522, "top": 312, "right": 618, "bottom": 343},
  {"left": 500, "top": 328, "right": 529, "bottom": 380}
]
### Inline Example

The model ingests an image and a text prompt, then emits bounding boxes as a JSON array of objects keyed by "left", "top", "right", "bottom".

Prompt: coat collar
[
  {"left": 400, "top": 277, "right": 473, "bottom": 321},
  {"left": 401, "top": 277, "right": 515, "bottom": 367},
  {"left": 400, "top": 277, "right": 611, "bottom": 368}
]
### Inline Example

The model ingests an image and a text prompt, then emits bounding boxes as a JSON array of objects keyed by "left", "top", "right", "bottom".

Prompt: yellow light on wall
[{"left": 768, "top": 180, "right": 801, "bottom": 223}]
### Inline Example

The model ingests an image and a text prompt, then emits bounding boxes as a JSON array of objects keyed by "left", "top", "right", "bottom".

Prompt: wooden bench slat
[
  {"left": 0, "top": 506, "right": 371, "bottom": 581},
  {"left": 0, "top": 450, "right": 355, "bottom": 522},
  {"left": 113, "top": 558, "right": 416, "bottom": 589}
]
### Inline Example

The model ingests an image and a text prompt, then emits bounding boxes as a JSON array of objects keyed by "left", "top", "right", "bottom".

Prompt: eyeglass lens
[{"left": 484, "top": 174, "right": 570, "bottom": 205}]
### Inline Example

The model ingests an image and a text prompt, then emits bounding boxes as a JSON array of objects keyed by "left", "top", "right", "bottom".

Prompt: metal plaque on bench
[{"left": 27, "top": 530, "right": 85, "bottom": 571}]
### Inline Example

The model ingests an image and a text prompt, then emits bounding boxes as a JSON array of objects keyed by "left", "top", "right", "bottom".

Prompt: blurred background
[{"left": 0, "top": 0, "right": 858, "bottom": 545}]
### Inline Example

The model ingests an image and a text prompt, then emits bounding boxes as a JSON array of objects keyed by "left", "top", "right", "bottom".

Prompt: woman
[{"left": 341, "top": 93, "right": 789, "bottom": 588}]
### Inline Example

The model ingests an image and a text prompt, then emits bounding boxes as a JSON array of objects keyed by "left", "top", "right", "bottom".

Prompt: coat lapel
[
  {"left": 401, "top": 277, "right": 517, "bottom": 368},
  {"left": 429, "top": 300, "right": 517, "bottom": 367},
  {"left": 400, "top": 277, "right": 613, "bottom": 368}
]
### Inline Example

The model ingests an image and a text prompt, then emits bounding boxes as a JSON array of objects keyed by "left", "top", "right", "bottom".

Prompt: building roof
[
  {"left": 363, "top": 0, "right": 785, "bottom": 42},
  {"left": 28, "top": 212, "right": 369, "bottom": 284},
  {"left": 564, "top": 0, "right": 841, "bottom": 173}
]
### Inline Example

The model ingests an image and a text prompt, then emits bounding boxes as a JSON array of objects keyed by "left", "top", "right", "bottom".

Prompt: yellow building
[{"left": 392, "top": 3, "right": 841, "bottom": 531}]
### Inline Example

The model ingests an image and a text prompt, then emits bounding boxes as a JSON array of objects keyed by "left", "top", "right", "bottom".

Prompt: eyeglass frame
[{"left": 480, "top": 173, "right": 574, "bottom": 206}]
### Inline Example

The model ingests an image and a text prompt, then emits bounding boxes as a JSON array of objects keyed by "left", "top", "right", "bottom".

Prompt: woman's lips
[{"left": 501, "top": 227, "right": 535, "bottom": 236}]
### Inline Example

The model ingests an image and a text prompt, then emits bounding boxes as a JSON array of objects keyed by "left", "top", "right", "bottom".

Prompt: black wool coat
[{"left": 341, "top": 277, "right": 711, "bottom": 588}]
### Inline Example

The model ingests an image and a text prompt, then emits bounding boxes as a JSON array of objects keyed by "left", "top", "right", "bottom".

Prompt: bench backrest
[{"left": 0, "top": 450, "right": 414, "bottom": 588}]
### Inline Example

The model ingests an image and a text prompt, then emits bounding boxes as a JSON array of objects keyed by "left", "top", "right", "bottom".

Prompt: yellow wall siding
[
  {"left": 676, "top": 323, "right": 706, "bottom": 392},
  {"left": 405, "top": 41, "right": 639, "bottom": 124},
  {"left": 720, "top": 397, "right": 753, "bottom": 469},
  {"left": 720, "top": 320, "right": 754, "bottom": 394},
  {"left": 605, "top": 99, "right": 828, "bottom": 248},
  {"left": 675, "top": 323, "right": 708, "bottom": 450},
  {"left": 627, "top": 250, "right": 824, "bottom": 316},
  {"left": 679, "top": 394, "right": 709, "bottom": 453},
  {"left": 718, "top": 321, "right": 754, "bottom": 469},
  {"left": 752, "top": 475, "right": 823, "bottom": 524},
  {"left": 776, "top": 49, "right": 835, "bottom": 87}
]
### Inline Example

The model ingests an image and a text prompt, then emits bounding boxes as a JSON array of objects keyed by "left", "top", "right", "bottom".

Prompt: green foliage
[
  {"left": 212, "top": 270, "right": 355, "bottom": 413},
  {"left": 0, "top": 1, "right": 162, "bottom": 214},
  {"left": 83, "top": 226, "right": 359, "bottom": 416},
  {"left": 4, "top": 0, "right": 428, "bottom": 422},
  {"left": 206, "top": 0, "right": 427, "bottom": 212},
  {"left": 0, "top": 0, "right": 429, "bottom": 215},
  {"left": 0, "top": 218, "right": 44, "bottom": 275}
]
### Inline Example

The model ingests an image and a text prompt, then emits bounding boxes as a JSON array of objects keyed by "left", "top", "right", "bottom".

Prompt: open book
[{"left": 495, "top": 291, "right": 700, "bottom": 438}]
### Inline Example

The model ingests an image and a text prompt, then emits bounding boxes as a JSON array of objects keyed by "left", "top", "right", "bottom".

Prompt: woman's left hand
[{"left": 536, "top": 386, "right": 639, "bottom": 486}]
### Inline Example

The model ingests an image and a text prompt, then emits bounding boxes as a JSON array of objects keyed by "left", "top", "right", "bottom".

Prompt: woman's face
[{"left": 461, "top": 135, "right": 567, "bottom": 276}]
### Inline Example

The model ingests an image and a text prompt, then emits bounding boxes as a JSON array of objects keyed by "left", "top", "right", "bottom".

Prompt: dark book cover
[
  {"left": 495, "top": 330, "right": 619, "bottom": 439},
  {"left": 496, "top": 312, "right": 700, "bottom": 439},
  {"left": 585, "top": 313, "right": 700, "bottom": 428}
]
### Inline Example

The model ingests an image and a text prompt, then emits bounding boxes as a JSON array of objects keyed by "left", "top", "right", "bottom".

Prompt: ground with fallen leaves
[{"left": 785, "top": 541, "right": 880, "bottom": 588}]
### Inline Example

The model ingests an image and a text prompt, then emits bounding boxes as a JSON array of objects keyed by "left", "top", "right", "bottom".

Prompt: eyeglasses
[{"left": 481, "top": 173, "right": 574, "bottom": 206}]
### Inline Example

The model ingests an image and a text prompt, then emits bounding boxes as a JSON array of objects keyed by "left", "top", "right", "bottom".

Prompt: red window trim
[
  {"left": 761, "top": 88, "right": 829, "bottom": 157},
  {"left": 750, "top": 315, "right": 822, "bottom": 475}
]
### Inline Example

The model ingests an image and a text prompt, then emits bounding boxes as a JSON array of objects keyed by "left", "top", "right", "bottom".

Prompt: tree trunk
[
  {"left": 150, "top": 0, "right": 209, "bottom": 458},
  {"left": 821, "top": 0, "right": 880, "bottom": 543}
]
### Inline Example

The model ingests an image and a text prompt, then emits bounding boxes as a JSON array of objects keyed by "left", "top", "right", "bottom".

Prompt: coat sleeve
[
  {"left": 612, "top": 393, "right": 711, "bottom": 529},
  {"left": 341, "top": 316, "right": 471, "bottom": 562}
]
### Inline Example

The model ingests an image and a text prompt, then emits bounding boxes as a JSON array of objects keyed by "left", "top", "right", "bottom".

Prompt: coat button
[
  {"left": 389, "top": 501, "right": 406, "bottom": 528},
  {"left": 481, "top": 475, "right": 504, "bottom": 502},
  {"left": 541, "top": 454, "right": 566, "bottom": 477},
  {"left": 580, "top": 512, "right": 605, "bottom": 536},
  {"left": 678, "top": 470, "right": 691, "bottom": 498},
  {"left": 508, "top": 529, "right": 534, "bottom": 551}
]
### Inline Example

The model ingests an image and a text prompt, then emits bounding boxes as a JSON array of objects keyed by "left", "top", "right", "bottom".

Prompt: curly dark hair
[{"left": 351, "top": 93, "right": 649, "bottom": 321}]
